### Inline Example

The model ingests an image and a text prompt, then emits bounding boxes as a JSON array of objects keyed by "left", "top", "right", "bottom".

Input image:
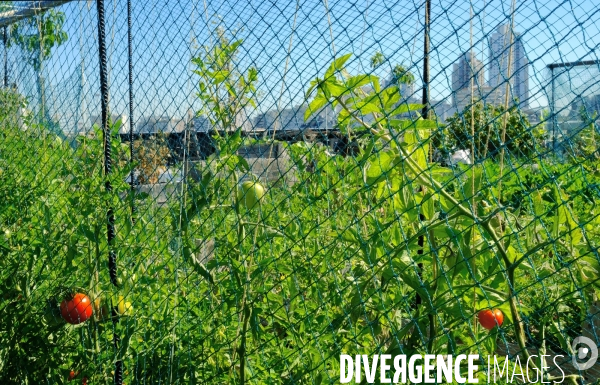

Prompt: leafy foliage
[
  {"left": 441, "top": 102, "right": 545, "bottom": 161},
  {"left": 1, "top": 47, "right": 600, "bottom": 385},
  {"left": 191, "top": 26, "right": 258, "bottom": 140},
  {"left": 8, "top": 9, "right": 68, "bottom": 72},
  {"left": 8, "top": 9, "right": 68, "bottom": 134}
]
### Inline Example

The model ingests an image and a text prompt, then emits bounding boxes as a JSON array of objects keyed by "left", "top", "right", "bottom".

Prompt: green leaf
[
  {"left": 229, "top": 39, "right": 243, "bottom": 53},
  {"left": 257, "top": 228, "right": 285, "bottom": 244},
  {"left": 305, "top": 94, "right": 329, "bottom": 121},
  {"left": 482, "top": 328, "right": 498, "bottom": 355},
  {"left": 357, "top": 101, "right": 382, "bottom": 115},
  {"left": 117, "top": 323, "right": 136, "bottom": 360},
  {"left": 305, "top": 78, "right": 322, "bottom": 98},
  {"left": 358, "top": 139, "right": 376, "bottom": 165},
  {"left": 532, "top": 190, "right": 545, "bottom": 217},
  {"left": 552, "top": 186, "right": 582, "bottom": 244},
  {"left": 328, "top": 227, "right": 360, "bottom": 243},
  {"left": 549, "top": 321, "right": 574, "bottom": 354},
  {"left": 366, "top": 150, "right": 400, "bottom": 185},
  {"left": 234, "top": 155, "right": 250, "bottom": 172},
  {"left": 413, "top": 119, "right": 438, "bottom": 129},
  {"left": 0, "top": 238, "right": 9, "bottom": 252},
  {"left": 381, "top": 86, "right": 400, "bottom": 109},
  {"left": 372, "top": 76, "right": 381, "bottom": 93},
  {"left": 389, "top": 103, "right": 425, "bottom": 117},
  {"left": 212, "top": 70, "right": 230, "bottom": 84},
  {"left": 325, "top": 53, "right": 353, "bottom": 78},
  {"left": 346, "top": 74, "right": 377, "bottom": 92},
  {"left": 322, "top": 79, "right": 348, "bottom": 98},
  {"left": 403, "top": 124, "right": 430, "bottom": 170},
  {"left": 182, "top": 197, "right": 208, "bottom": 232}
]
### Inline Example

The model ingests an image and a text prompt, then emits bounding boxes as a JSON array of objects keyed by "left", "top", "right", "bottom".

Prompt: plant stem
[
  {"left": 239, "top": 303, "right": 251, "bottom": 384},
  {"left": 334, "top": 88, "right": 536, "bottom": 365},
  {"left": 427, "top": 228, "right": 438, "bottom": 352}
]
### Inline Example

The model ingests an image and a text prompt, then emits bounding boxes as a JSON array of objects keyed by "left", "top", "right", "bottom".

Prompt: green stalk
[
  {"left": 238, "top": 206, "right": 261, "bottom": 384},
  {"left": 427, "top": 228, "right": 438, "bottom": 352},
  {"left": 335, "top": 94, "right": 532, "bottom": 363},
  {"left": 90, "top": 232, "right": 101, "bottom": 356}
]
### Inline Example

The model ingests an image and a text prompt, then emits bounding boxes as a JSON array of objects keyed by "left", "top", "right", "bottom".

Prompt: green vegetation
[
  {"left": 0, "top": 42, "right": 599, "bottom": 385},
  {"left": 440, "top": 101, "right": 545, "bottom": 162},
  {"left": 8, "top": 6, "right": 68, "bottom": 135}
]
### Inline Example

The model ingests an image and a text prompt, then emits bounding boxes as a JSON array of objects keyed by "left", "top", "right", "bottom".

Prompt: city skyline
[{"left": 451, "top": 24, "right": 530, "bottom": 110}]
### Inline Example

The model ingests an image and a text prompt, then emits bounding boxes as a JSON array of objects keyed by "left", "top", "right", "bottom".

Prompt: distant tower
[
  {"left": 488, "top": 24, "right": 529, "bottom": 108},
  {"left": 452, "top": 51, "right": 484, "bottom": 92},
  {"left": 451, "top": 51, "right": 485, "bottom": 109}
]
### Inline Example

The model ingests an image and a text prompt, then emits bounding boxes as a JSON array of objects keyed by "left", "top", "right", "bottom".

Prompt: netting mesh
[{"left": 1, "top": 0, "right": 600, "bottom": 384}]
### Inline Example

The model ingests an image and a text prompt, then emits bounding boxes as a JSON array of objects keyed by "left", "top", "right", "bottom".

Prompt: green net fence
[{"left": 1, "top": 0, "right": 600, "bottom": 384}]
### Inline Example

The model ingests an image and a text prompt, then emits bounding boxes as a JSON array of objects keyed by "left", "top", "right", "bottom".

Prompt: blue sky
[{"left": 4, "top": 0, "right": 600, "bottom": 130}]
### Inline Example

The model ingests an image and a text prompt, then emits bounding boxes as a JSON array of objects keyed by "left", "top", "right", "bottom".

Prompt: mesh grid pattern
[{"left": 1, "top": 0, "right": 600, "bottom": 384}]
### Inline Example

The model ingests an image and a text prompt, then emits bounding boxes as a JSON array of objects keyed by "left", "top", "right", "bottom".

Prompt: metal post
[
  {"left": 421, "top": 0, "right": 430, "bottom": 119},
  {"left": 3, "top": 26, "right": 7, "bottom": 87},
  {"left": 551, "top": 68, "right": 556, "bottom": 154},
  {"left": 415, "top": 0, "right": 431, "bottom": 310},
  {"left": 128, "top": 0, "right": 135, "bottom": 222},
  {"left": 96, "top": 0, "right": 122, "bottom": 383}
]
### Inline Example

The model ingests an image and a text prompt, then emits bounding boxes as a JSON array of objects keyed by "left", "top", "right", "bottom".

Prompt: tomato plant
[{"left": 1, "top": 35, "right": 599, "bottom": 385}]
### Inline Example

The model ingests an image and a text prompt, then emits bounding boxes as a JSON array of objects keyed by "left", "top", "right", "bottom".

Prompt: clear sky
[{"left": 3, "top": 0, "right": 599, "bottom": 132}]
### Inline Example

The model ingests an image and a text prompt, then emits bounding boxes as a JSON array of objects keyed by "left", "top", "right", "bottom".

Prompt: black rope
[
  {"left": 96, "top": 0, "right": 117, "bottom": 288},
  {"left": 96, "top": 0, "right": 122, "bottom": 384},
  {"left": 3, "top": 26, "right": 7, "bottom": 88},
  {"left": 414, "top": 0, "right": 431, "bottom": 308},
  {"left": 128, "top": 0, "right": 136, "bottom": 223},
  {"left": 421, "top": 0, "right": 430, "bottom": 119}
]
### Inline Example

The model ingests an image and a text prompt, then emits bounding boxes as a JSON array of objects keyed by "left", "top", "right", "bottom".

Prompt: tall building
[
  {"left": 452, "top": 51, "right": 485, "bottom": 92},
  {"left": 488, "top": 24, "right": 529, "bottom": 108},
  {"left": 453, "top": 86, "right": 505, "bottom": 112}
]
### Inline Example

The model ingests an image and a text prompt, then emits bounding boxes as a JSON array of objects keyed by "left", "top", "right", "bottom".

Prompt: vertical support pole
[
  {"left": 128, "top": 0, "right": 135, "bottom": 222},
  {"left": 3, "top": 26, "right": 7, "bottom": 88},
  {"left": 96, "top": 0, "right": 122, "bottom": 384},
  {"left": 415, "top": 0, "right": 431, "bottom": 310},
  {"left": 551, "top": 68, "right": 556, "bottom": 154},
  {"left": 96, "top": 0, "right": 117, "bottom": 288},
  {"left": 421, "top": 0, "right": 431, "bottom": 119}
]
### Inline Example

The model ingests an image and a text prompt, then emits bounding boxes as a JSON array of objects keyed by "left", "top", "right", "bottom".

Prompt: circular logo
[{"left": 572, "top": 336, "right": 598, "bottom": 371}]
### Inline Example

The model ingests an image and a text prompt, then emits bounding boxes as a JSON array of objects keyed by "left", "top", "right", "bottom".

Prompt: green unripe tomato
[
  {"left": 116, "top": 296, "right": 133, "bottom": 316},
  {"left": 237, "top": 180, "right": 265, "bottom": 210}
]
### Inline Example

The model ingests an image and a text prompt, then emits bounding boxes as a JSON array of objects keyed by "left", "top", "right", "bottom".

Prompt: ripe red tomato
[
  {"left": 60, "top": 293, "right": 93, "bottom": 324},
  {"left": 478, "top": 308, "right": 503, "bottom": 330},
  {"left": 68, "top": 370, "right": 77, "bottom": 381},
  {"left": 82, "top": 376, "right": 88, "bottom": 385}
]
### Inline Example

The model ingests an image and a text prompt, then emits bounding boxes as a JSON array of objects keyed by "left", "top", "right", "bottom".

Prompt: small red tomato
[
  {"left": 478, "top": 308, "right": 504, "bottom": 330},
  {"left": 68, "top": 370, "right": 77, "bottom": 381},
  {"left": 82, "top": 376, "right": 88, "bottom": 385},
  {"left": 60, "top": 293, "right": 93, "bottom": 324}
]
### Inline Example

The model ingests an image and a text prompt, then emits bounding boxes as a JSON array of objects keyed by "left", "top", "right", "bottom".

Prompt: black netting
[{"left": 1, "top": 0, "right": 600, "bottom": 384}]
